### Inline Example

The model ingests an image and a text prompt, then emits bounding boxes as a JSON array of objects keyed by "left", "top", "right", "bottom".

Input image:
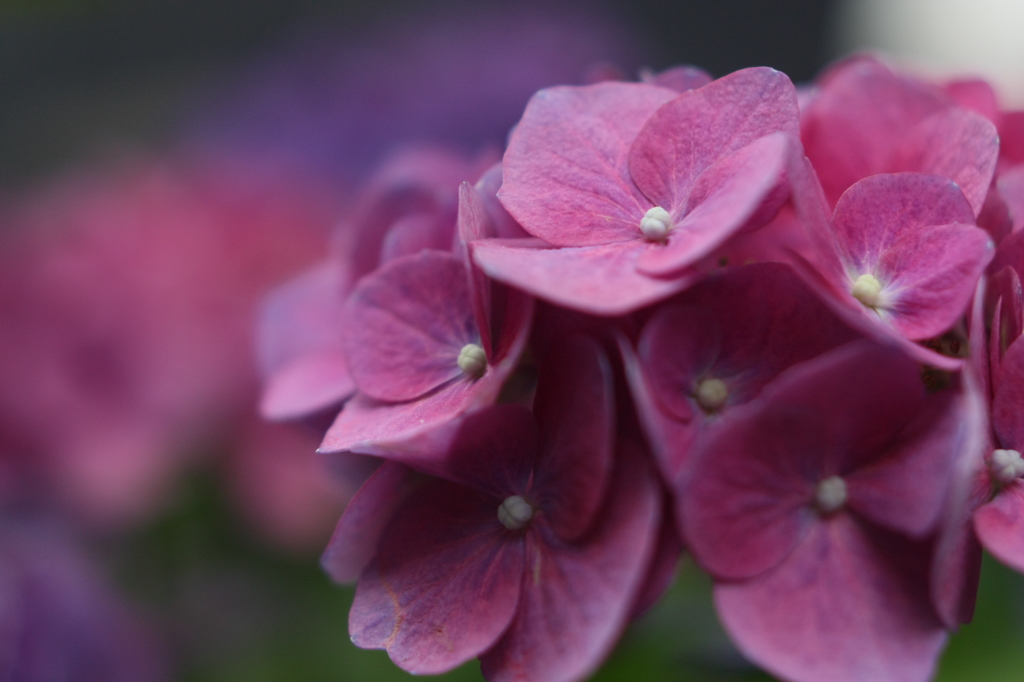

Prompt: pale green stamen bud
[
  {"left": 498, "top": 495, "right": 534, "bottom": 530},
  {"left": 695, "top": 377, "right": 728, "bottom": 412},
  {"left": 640, "top": 206, "right": 672, "bottom": 242},
  {"left": 990, "top": 449, "right": 1024, "bottom": 485},
  {"left": 851, "top": 273, "right": 883, "bottom": 308},
  {"left": 815, "top": 475, "right": 847, "bottom": 514},
  {"left": 457, "top": 343, "right": 487, "bottom": 379}
]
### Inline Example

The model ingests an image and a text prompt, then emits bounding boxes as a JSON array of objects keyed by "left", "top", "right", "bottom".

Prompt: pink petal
[
  {"left": 532, "top": 334, "right": 614, "bottom": 541},
  {"left": 630, "top": 507, "right": 684, "bottom": 619},
  {"left": 636, "top": 133, "right": 793, "bottom": 276},
  {"left": 802, "top": 57, "right": 947, "bottom": 206},
  {"left": 471, "top": 239, "right": 694, "bottom": 315},
  {"left": 258, "top": 260, "right": 354, "bottom": 419},
  {"left": 973, "top": 482, "right": 1024, "bottom": 573},
  {"left": 992, "top": 335, "right": 1024, "bottom": 450},
  {"left": 480, "top": 448, "right": 661, "bottom": 682},
  {"left": 996, "top": 164, "right": 1024, "bottom": 232},
  {"left": 629, "top": 67, "right": 799, "bottom": 212},
  {"left": 458, "top": 181, "right": 497, "bottom": 358},
  {"left": 350, "top": 480, "right": 525, "bottom": 675},
  {"left": 498, "top": 81, "right": 678, "bottom": 247},
  {"left": 715, "top": 516, "right": 946, "bottom": 682},
  {"left": 343, "top": 250, "right": 477, "bottom": 402},
  {"left": 877, "top": 223, "right": 993, "bottom": 340},
  {"left": 641, "top": 65, "right": 713, "bottom": 93},
  {"left": 260, "top": 353, "right": 354, "bottom": 421},
  {"left": 888, "top": 108, "right": 999, "bottom": 217},
  {"left": 832, "top": 174, "right": 976, "bottom": 275},
  {"left": 321, "top": 462, "right": 417, "bottom": 584}
]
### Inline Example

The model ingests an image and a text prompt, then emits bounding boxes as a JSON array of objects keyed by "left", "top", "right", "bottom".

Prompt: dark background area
[{"left": 0, "top": 0, "right": 840, "bottom": 187}]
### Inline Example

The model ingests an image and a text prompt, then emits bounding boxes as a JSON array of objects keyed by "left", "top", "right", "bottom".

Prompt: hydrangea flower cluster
[{"left": 261, "top": 56, "right": 1024, "bottom": 682}]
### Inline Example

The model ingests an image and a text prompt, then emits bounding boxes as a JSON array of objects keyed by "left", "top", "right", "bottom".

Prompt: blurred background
[{"left": 1, "top": 1, "right": 1022, "bottom": 680}]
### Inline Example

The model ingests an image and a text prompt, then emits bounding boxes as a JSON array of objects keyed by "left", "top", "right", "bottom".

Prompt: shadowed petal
[
  {"left": 715, "top": 516, "right": 946, "bottom": 682},
  {"left": 344, "top": 250, "right": 478, "bottom": 402},
  {"left": 974, "top": 483, "right": 1024, "bottom": 573},
  {"left": 532, "top": 335, "right": 614, "bottom": 541},
  {"left": 322, "top": 462, "right": 418, "bottom": 583},
  {"left": 499, "top": 82, "right": 678, "bottom": 247},
  {"left": 480, "top": 449, "right": 661, "bottom": 682},
  {"left": 350, "top": 480, "right": 525, "bottom": 675}
]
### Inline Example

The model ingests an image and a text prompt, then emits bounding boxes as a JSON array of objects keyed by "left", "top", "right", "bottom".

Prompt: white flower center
[
  {"left": 640, "top": 206, "right": 672, "bottom": 242},
  {"left": 990, "top": 449, "right": 1024, "bottom": 485},
  {"left": 815, "top": 475, "right": 847, "bottom": 514},
  {"left": 851, "top": 273, "right": 883, "bottom": 308},
  {"left": 695, "top": 377, "right": 728, "bottom": 412},
  {"left": 498, "top": 495, "right": 534, "bottom": 530},
  {"left": 457, "top": 343, "right": 487, "bottom": 379}
]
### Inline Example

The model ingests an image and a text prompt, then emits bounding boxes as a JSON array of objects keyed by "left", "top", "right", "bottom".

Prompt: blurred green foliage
[{"left": 107, "top": 473, "right": 1024, "bottom": 681}]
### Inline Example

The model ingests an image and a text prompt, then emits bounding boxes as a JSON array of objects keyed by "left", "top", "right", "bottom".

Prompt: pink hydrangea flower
[
  {"left": 794, "top": 172, "right": 993, "bottom": 369},
  {"left": 472, "top": 67, "right": 802, "bottom": 314},
  {"left": 325, "top": 336, "right": 662, "bottom": 681},
  {"left": 681, "top": 341, "right": 973, "bottom": 682}
]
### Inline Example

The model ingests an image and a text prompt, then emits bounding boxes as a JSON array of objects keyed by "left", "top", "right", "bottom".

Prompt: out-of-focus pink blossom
[{"left": 0, "top": 154, "right": 339, "bottom": 529}]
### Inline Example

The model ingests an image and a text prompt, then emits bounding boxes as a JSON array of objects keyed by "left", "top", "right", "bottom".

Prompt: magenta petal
[
  {"left": 458, "top": 182, "right": 496, "bottom": 358},
  {"left": 878, "top": 224, "right": 993, "bottom": 340},
  {"left": 974, "top": 482, "right": 1024, "bottom": 573},
  {"left": 350, "top": 480, "right": 525, "bottom": 675},
  {"left": 532, "top": 335, "right": 614, "bottom": 541},
  {"left": 629, "top": 67, "right": 799, "bottom": 211},
  {"left": 499, "top": 82, "right": 678, "bottom": 247},
  {"left": 636, "top": 133, "right": 792, "bottom": 275},
  {"left": 344, "top": 250, "right": 477, "bottom": 402},
  {"left": 321, "top": 462, "right": 417, "bottom": 583},
  {"left": 715, "top": 516, "right": 946, "bottom": 682},
  {"left": 889, "top": 108, "right": 999, "bottom": 217},
  {"left": 471, "top": 239, "right": 693, "bottom": 315},
  {"left": 480, "top": 450, "right": 661, "bottom": 682},
  {"left": 832, "top": 174, "right": 976, "bottom": 274},
  {"left": 260, "top": 353, "right": 354, "bottom": 421},
  {"left": 992, "top": 336, "right": 1024, "bottom": 450},
  {"left": 259, "top": 260, "right": 353, "bottom": 419},
  {"left": 319, "top": 378, "right": 489, "bottom": 461}
]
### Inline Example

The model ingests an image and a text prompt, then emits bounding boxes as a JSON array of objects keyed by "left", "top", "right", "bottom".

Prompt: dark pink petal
[
  {"left": 319, "top": 378, "right": 492, "bottom": 462},
  {"left": 258, "top": 260, "right": 354, "bottom": 419},
  {"left": 618, "top": 330, "right": 696, "bottom": 481},
  {"left": 888, "top": 108, "right": 999, "bottom": 216},
  {"left": 532, "top": 335, "right": 614, "bottom": 541},
  {"left": 944, "top": 78, "right": 1000, "bottom": 123},
  {"left": 681, "top": 399, "right": 818, "bottom": 580},
  {"left": 636, "top": 133, "right": 793, "bottom": 276},
  {"left": 499, "top": 82, "right": 678, "bottom": 247},
  {"left": 682, "top": 341, "right": 936, "bottom": 578},
  {"left": 343, "top": 250, "right": 477, "bottom": 402},
  {"left": 877, "top": 223, "right": 993, "bottom": 340},
  {"left": 350, "top": 480, "right": 525, "bottom": 675},
  {"left": 321, "top": 462, "right": 418, "bottom": 583},
  {"left": 715, "top": 516, "right": 946, "bottom": 682},
  {"left": 832, "top": 174, "right": 976, "bottom": 274},
  {"left": 480, "top": 448, "right": 661, "bottom": 682},
  {"left": 992, "top": 336, "right": 1024, "bottom": 450},
  {"left": 845, "top": 389, "right": 965, "bottom": 537},
  {"left": 471, "top": 239, "right": 694, "bottom": 315},
  {"left": 629, "top": 67, "right": 799, "bottom": 212},
  {"left": 974, "top": 482, "right": 1024, "bottom": 573},
  {"left": 629, "top": 504, "right": 683, "bottom": 619},
  {"left": 438, "top": 405, "right": 539, "bottom": 498}
]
